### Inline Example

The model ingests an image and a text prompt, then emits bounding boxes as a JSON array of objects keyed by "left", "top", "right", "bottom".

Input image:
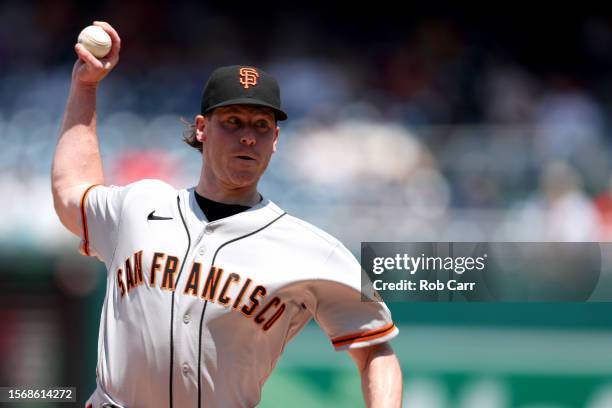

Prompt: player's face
[{"left": 196, "top": 105, "right": 279, "bottom": 189}]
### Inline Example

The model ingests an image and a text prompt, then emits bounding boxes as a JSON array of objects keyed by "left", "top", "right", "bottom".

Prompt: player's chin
[{"left": 226, "top": 170, "right": 263, "bottom": 188}]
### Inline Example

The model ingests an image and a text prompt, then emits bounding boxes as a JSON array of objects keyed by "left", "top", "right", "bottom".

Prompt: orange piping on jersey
[
  {"left": 331, "top": 323, "right": 396, "bottom": 348},
  {"left": 79, "top": 184, "right": 101, "bottom": 256}
]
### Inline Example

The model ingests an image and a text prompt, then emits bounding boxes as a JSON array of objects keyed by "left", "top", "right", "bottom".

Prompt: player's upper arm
[
  {"left": 52, "top": 183, "right": 99, "bottom": 237},
  {"left": 53, "top": 181, "right": 133, "bottom": 262},
  {"left": 308, "top": 243, "right": 399, "bottom": 351}
]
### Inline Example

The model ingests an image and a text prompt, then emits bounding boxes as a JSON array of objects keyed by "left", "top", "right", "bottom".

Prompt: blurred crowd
[
  {"left": 1, "top": 5, "right": 612, "bottom": 404},
  {"left": 2, "top": 2, "right": 612, "bottom": 247}
]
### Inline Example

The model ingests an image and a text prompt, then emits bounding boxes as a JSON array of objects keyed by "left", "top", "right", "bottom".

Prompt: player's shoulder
[
  {"left": 87, "top": 179, "right": 177, "bottom": 206},
  {"left": 95, "top": 178, "right": 179, "bottom": 211},
  {"left": 271, "top": 210, "right": 358, "bottom": 270},
  {"left": 120, "top": 178, "right": 178, "bottom": 200},
  {"left": 276, "top": 211, "right": 342, "bottom": 248},
  {"left": 124, "top": 178, "right": 177, "bottom": 193}
]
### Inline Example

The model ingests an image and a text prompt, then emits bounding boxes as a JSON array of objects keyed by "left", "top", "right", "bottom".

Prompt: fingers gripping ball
[{"left": 78, "top": 25, "right": 112, "bottom": 58}]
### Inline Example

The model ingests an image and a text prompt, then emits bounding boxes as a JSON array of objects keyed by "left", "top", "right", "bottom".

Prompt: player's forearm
[
  {"left": 358, "top": 346, "right": 403, "bottom": 408},
  {"left": 52, "top": 83, "right": 105, "bottom": 233}
]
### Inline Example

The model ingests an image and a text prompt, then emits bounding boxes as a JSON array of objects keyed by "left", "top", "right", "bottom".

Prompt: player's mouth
[{"left": 234, "top": 154, "right": 257, "bottom": 161}]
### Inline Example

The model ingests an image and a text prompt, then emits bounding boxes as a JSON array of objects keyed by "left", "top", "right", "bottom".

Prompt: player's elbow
[{"left": 350, "top": 342, "right": 396, "bottom": 373}]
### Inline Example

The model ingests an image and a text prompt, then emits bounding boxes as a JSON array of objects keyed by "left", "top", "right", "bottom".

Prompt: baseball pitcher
[{"left": 51, "top": 21, "right": 402, "bottom": 408}]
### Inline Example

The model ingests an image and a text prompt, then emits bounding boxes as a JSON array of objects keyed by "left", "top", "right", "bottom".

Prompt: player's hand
[{"left": 72, "top": 21, "right": 121, "bottom": 87}]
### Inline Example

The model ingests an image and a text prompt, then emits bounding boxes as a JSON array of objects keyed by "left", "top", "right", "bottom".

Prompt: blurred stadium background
[{"left": 1, "top": 1, "right": 612, "bottom": 407}]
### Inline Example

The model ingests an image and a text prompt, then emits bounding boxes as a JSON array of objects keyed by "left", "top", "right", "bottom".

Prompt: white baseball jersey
[{"left": 80, "top": 179, "right": 398, "bottom": 408}]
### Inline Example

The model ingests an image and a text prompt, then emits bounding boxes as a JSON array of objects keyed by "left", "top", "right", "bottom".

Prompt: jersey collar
[{"left": 179, "top": 187, "right": 285, "bottom": 238}]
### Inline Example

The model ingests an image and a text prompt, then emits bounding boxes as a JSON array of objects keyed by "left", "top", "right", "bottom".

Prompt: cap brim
[{"left": 204, "top": 98, "right": 288, "bottom": 121}]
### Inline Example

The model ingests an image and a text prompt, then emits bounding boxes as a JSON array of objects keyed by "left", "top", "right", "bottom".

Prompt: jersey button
[
  {"left": 198, "top": 247, "right": 205, "bottom": 256},
  {"left": 204, "top": 226, "right": 213, "bottom": 235},
  {"left": 182, "top": 363, "right": 189, "bottom": 374},
  {"left": 183, "top": 314, "right": 191, "bottom": 324}
]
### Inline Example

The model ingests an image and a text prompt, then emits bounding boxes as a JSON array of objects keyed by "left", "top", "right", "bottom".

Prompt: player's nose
[{"left": 239, "top": 132, "right": 257, "bottom": 146}]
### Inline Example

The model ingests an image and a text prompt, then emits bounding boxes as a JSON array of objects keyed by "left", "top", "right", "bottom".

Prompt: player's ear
[
  {"left": 272, "top": 126, "right": 280, "bottom": 153},
  {"left": 195, "top": 114, "right": 207, "bottom": 142}
]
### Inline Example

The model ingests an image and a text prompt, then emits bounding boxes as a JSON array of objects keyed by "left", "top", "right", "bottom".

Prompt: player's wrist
[{"left": 71, "top": 80, "right": 99, "bottom": 94}]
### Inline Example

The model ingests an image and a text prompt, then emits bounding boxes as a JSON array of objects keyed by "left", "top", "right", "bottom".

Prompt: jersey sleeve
[
  {"left": 310, "top": 243, "right": 399, "bottom": 351},
  {"left": 79, "top": 183, "right": 130, "bottom": 263}
]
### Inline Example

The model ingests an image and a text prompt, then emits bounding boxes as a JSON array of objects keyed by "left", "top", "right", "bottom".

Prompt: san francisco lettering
[{"left": 116, "top": 250, "right": 285, "bottom": 331}]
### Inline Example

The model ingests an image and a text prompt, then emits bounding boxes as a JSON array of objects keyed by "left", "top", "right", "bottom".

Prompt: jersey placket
[
  {"left": 172, "top": 212, "right": 221, "bottom": 408},
  {"left": 168, "top": 196, "right": 197, "bottom": 408}
]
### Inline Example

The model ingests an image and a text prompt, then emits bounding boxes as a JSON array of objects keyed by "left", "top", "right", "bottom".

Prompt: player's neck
[{"left": 196, "top": 180, "right": 261, "bottom": 207}]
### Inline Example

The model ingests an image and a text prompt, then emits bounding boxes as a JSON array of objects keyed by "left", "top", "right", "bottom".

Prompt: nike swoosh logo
[{"left": 148, "top": 210, "right": 173, "bottom": 221}]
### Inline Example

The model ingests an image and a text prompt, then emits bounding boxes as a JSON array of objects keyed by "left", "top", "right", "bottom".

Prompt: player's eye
[
  {"left": 255, "top": 120, "right": 271, "bottom": 131},
  {"left": 227, "top": 117, "right": 240, "bottom": 126}
]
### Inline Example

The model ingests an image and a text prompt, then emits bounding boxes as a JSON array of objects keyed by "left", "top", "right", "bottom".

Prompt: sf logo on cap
[{"left": 239, "top": 67, "right": 259, "bottom": 89}]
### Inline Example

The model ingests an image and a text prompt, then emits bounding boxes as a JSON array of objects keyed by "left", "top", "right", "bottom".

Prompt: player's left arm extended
[{"left": 348, "top": 342, "right": 403, "bottom": 408}]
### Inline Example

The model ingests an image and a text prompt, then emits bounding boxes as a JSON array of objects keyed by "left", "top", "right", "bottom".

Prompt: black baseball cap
[{"left": 200, "top": 65, "right": 288, "bottom": 121}]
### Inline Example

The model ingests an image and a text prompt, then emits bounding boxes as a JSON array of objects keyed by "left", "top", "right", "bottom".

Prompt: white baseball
[{"left": 78, "top": 25, "right": 112, "bottom": 58}]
